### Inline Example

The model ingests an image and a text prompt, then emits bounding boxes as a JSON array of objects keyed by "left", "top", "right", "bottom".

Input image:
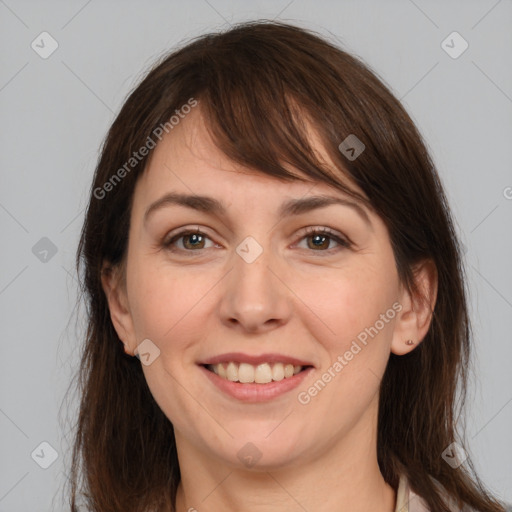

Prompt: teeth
[
  {"left": 226, "top": 362, "right": 238, "bottom": 381},
  {"left": 272, "top": 363, "right": 285, "bottom": 381},
  {"left": 208, "top": 362, "right": 306, "bottom": 383},
  {"left": 284, "top": 364, "right": 294, "bottom": 378},
  {"left": 238, "top": 363, "right": 255, "bottom": 383},
  {"left": 255, "top": 363, "right": 273, "bottom": 384},
  {"left": 217, "top": 363, "right": 227, "bottom": 379}
]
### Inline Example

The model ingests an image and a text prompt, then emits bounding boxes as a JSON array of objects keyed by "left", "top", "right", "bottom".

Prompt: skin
[{"left": 102, "top": 105, "right": 437, "bottom": 512}]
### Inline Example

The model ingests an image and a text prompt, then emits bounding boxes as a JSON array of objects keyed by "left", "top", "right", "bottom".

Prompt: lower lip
[{"left": 199, "top": 365, "right": 314, "bottom": 403}]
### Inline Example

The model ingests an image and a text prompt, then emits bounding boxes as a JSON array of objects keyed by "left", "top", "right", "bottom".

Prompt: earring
[{"left": 405, "top": 339, "right": 415, "bottom": 346}]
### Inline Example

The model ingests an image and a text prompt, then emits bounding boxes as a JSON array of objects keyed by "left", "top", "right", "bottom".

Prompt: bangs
[
  {"left": 201, "top": 88, "right": 364, "bottom": 198},
  {"left": 160, "top": 24, "right": 377, "bottom": 209}
]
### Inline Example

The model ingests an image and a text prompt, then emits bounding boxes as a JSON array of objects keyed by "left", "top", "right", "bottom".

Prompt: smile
[
  {"left": 198, "top": 352, "right": 315, "bottom": 402},
  {"left": 205, "top": 361, "right": 307, "bottom": 383}
]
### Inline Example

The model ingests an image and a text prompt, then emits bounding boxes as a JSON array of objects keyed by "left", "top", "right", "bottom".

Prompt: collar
[{"left": 395, "top": 474, "right": 431, "bottom": 512}]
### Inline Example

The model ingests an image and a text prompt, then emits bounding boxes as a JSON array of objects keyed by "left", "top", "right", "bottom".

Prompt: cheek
[
  {"left": 294, "top": 268, "right": 397, "bottom": 429},
  {"left": 127, "top": 263, "right": 213, "bottom": 426},
  {"left": 127, "top": 258, "right": 221, "bottom": 355},
  {"left": 300, "top": 260, "right": 398, "bottom": 349},
  {"left": 294, "top": 260, "right": 399, "bottom": 419}
]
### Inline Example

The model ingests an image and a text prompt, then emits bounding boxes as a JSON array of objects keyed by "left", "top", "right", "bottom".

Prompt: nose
[{"left": 217, "top": 240, "right": 292, "bottom": 333}]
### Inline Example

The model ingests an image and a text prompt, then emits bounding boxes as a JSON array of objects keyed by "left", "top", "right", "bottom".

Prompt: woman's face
[{"left": 105, "top": 107, "right": 421, "bottom": 470}]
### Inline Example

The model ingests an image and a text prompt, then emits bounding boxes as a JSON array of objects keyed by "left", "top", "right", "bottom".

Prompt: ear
[
  {"left": 391, "top": 259, "right": 438, "bottom": 356},
  {"left": 101, "top": 261, "right": 137, "bottom": 356}
]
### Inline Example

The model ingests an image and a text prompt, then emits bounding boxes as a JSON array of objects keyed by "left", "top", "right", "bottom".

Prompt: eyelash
[{"left": 162, "top": 226, "right": 351, "bottom": 255}]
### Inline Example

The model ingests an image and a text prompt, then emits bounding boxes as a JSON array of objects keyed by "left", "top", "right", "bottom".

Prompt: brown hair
[{"left": 68, "top": 20, "right": 506, "bottom": 512}]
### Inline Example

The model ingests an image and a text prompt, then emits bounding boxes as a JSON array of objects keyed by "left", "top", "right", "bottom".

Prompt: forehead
[{"left": 134, "top": 105, "right": 367, "bottom": 211}]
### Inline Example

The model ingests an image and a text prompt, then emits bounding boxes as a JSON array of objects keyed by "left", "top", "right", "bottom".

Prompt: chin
[{"left": 209, "top": 429, "right": 306, "bottom": 470}]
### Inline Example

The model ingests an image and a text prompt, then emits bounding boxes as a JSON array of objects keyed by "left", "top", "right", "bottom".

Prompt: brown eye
[
  {"left": 164, "top": 229, "right": 214, "bottom": 252},
  {"left": 307, "top": 233, "right": 331, "bottom": 250},
  {"left": 181, "top": 232, "right": 206, "bottom": 250},
  {"left": 298, "top": 227, "right": 351, "bottom": 253},
  {"left": 163, "top": 226, "right": 350, "bottom": 256}
]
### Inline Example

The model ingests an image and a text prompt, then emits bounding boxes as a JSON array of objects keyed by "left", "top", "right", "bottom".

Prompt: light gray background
[{"left": 1, "top": 1, "right": 511, "bottom": 510}]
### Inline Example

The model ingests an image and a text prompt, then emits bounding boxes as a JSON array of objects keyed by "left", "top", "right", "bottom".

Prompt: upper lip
[{"left": 199, "top": 352, "right": 314, "bottom": 367}]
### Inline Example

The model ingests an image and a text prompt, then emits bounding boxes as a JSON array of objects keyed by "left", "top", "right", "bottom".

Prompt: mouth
[
  {"left": 198, "top": 361, "right": 314, "bottom": 402},
  {"left": 201, "top": 361, "right": 314, "bottom": 384},
  {"left": 197, "top": 352, "right": 315, "bottom": 401}
]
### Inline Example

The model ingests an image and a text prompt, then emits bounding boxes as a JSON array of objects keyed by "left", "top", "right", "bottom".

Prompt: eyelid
[
  {"left": 163, "top": 225, "right": 217, "bottom": 247},
  {"left": 295, "top": 225, "right": 352, "bottom": 251},
  {"left": 299, "top": 225, "right": 350, "bottom": 243},
  {"left": 163, "top": 224, "right": 352, "bottom": 253}
]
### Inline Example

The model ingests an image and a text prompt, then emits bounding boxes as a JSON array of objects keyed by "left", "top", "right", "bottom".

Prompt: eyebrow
[{"left": 143, "top": 192, "right": 372, "bottom": 227}]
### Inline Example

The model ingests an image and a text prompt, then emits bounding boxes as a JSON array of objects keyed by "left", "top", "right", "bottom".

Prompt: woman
[{"left": 69, "top": 20, "right": 507, "bottom": 512}]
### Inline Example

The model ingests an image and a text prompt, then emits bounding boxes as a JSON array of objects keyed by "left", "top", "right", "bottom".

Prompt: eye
[
  {"left": 295, "top": 226, "right": 351, "bottom": 253},
  {"left": 163, "top": 226, "right": 351, "bottom": 254},
  {"left": 163, "top": 227, "right": 216, "bottom": 252}
]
